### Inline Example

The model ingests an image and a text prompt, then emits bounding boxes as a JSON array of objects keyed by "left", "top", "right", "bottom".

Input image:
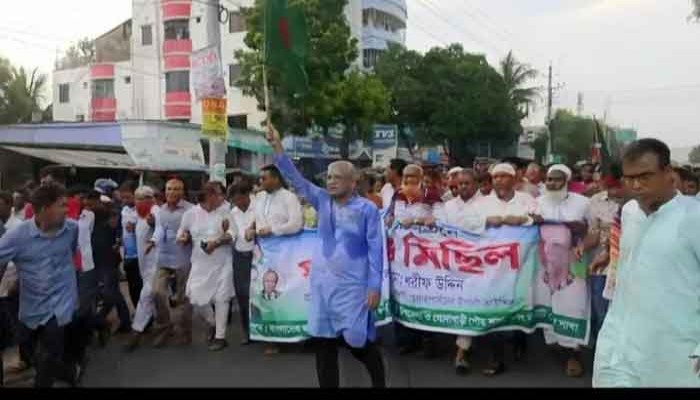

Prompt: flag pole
[{"left": 263, "top": 0, "right": 272, "bottom": 128}]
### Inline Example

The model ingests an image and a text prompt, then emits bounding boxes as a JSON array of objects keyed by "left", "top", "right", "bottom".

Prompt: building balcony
[
  {"left": 90, "top": 64, "right": 115, "bottom": 79},
  {"left": 91, "top": 98, "right": 117, "bottom": 122},
  {"left": 165, "top": 91, "right": 191, "bottom": 119},
  {"left": 164, "top": 54, "right": 191, "bottom": 71},
  {"left": 163, "top": 39, "right": 193, "bottom": 56},
  {"left": 363, "top": 0, "right": 408, "bottom": 22},
  {"left": 162, "top": 0, "right": 192, "bottom": 21}
]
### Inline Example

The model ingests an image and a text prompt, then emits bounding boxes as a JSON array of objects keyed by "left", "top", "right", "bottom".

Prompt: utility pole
[
  {"left": 205, "top": 0, "right": 228, "bottom": 184},
  {"left": 546, "top": 63, "right": 553, "bottom": 163}
]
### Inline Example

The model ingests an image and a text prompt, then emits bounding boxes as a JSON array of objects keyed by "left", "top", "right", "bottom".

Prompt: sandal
[
  {"left": 482, "top": 361, "right": 506, "bottom": 377},
  {"left": 566, "top": 357, "right": 584, "bottom": 378}
]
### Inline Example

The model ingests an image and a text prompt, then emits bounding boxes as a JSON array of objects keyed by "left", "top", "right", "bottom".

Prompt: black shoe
[
  {"left": 455, "top": 358, "right": 471, "bottom": 375},
  {"left": 208, "top": 338, "right": 228, "bottom": 352},
  {"left": 482, "top": 361, "right": 506, "bottom": 377}
]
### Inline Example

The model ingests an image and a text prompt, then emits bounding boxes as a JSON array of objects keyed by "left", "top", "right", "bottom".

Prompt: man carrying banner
[
  {"left": 594, "top": 139, "right": 700, "bottom": 387},
  {"left": 536, "top": 165, "right": 591, "bottom": 378},
  {"left": 266, "top": 125, "right": 386, "bottom": 388},
  {"left": 478, "top": 163, "right": 540, "bottom": 376},
  {"left": 253, "top": 164, "right": 303, "bottom": 355},
  {"left": 392, "top": 164, "right": 442, "bottom": 358},
  {"left": 433, "top": 168, "right": 486, "bottom": 374}
]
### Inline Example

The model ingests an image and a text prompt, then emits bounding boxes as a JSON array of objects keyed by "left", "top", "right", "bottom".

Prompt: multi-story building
[{"left": 52, "top": 0, "right": 407, "bottom": 128}]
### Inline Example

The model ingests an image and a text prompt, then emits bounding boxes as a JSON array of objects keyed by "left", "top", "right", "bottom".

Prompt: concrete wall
[{"left": 52, "top": 66, "right": 91, "bottom": 122}]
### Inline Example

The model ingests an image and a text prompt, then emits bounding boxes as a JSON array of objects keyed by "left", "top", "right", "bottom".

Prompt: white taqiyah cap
[
  {"left": 548, "top": 164, "right": 572, "bottom": 181},
  {"left": 490, "top": 163, "right": 516, "bottom": 177},
  {"left": 448, "top": 167, "right": 463, "bottom": 175}
]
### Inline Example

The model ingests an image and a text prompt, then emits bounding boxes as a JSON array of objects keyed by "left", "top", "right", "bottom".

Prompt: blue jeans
[{"left": 590, "top": 275, "right": 609, "bottom": 341}]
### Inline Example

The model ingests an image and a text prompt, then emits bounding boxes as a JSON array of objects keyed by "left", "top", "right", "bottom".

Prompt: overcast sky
[{"left": 1, "top": 0, "right": 699, "bottom": 148}]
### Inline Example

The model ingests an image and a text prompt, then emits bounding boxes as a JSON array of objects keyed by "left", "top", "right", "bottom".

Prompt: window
[
  {"left": 92, "top": 79, "right": 115, "bottom": 98},
  {"left": 363, "top": 49, "right": 384, "bottom": 69},
  {"left": 362, "top": 10, "right": 369, "bottom": 27},
  {"left": 59, "top": 84, "right": 70, "bottom": 103},
  {"left": 124, "top": 76, "right": 131, "bottom": 84},
  {"left": 228, "top": 11, "right": 247, "bottom": 33},
  {"left": 141, "top": 25, "right": 153, "bottom": 46},
  {"left": 166, "top": 71, "right": 190, "bottom": 92},
  {"left": 164, "top": 20, "right": 190, "bottom": 40},
  {"left": 229, "top": 64, "right": 241, "bottom": 87},
  {"left": 228, "top": 115, "right": 247, "bottom": 129}
]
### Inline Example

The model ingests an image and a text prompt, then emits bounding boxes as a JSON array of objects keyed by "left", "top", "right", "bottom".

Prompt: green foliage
[
  {"left": 500, "top": 51, "right": 541, "bottom": 119},
  {"left": 375, "top": 44, "right": 520, "bottom": 166},
  {"left": 235, "top": 0, "right": 358, "bottom": 135},
  {"left": 0, "top": 56, "right": 48, "bottom": 124},
  {"left": 549, "top": 109, "right": 597, "bottom": 165},
  {"left": 689, "top": 145, "right": 700, "bottom": 164},
  {"left": 58, "top": 38, "right": 95, "bottom": 70}
]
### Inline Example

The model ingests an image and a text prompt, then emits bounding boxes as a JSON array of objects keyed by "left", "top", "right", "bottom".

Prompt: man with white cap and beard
[
  {"left": 477, "top": 162, "right": 541, "bottom": 376},
  {"left": 537, "top": 164, "right": 591, "bottom": 377}
]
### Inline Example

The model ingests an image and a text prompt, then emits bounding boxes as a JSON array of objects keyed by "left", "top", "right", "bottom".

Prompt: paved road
[{"left": 4, "top": 313, "right": 593, "bottom": 388}]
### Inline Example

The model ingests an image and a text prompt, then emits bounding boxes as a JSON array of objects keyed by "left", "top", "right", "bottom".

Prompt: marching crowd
[{"left": 0, "top": 127, "right": 699, "bottom": 388}]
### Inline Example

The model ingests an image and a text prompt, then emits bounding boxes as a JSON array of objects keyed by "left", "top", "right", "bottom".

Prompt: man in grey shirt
[{"left": 145, "top": 178, "right": 193, "bottom": 347}]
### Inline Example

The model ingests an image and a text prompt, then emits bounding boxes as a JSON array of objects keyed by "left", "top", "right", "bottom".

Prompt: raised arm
[{"left": 267, "top": 125, "right": 324, "bottom": 210}]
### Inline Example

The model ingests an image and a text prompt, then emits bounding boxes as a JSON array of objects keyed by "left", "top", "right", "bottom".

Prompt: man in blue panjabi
[
  {"left": 593, "top": 138, "right": 700, "bottom": 387},
  {"left": 266, "top": 125, "right": 386, "bottom": 388}
]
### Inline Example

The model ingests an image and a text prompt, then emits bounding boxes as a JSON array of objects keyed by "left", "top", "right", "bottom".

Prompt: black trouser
[
  {"left": 394, "top": 324, "right": 433, "bottom": 349},
  {"left": 487, "top": 331, "right": 527, "bottom": 365},
  {"left": 123, "top": 258, "right": 142, "bottom": 309},
  {"left": 96, "top": 265, "right": 130, "bottom": 329},
  {"left": 233, "top": 250, "right": 253, "bottom": 339},
  {"left": 314, "top": 337, "right": 386, "bottom": 388},
  {"left": 65, "top": 270, "right": 99, "bottom": 366},
  {"left": 29, "top": 317, "right": 76, "bottom": 388}
]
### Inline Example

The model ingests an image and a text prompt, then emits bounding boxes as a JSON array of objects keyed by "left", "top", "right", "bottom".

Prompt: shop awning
[
  {"left": 2, "top": 146, "right": 137, "bottom": 169},
  {"left": 228, "top": 128, "right": 273, "bottom": 155}
]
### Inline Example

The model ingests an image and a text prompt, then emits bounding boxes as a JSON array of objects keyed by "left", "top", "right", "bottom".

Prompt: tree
[
  {"left": 500, "top": 51, "right": 540, "bottom": 119},
  {"left": 235, "top": 0, "right": 358, "bottom": 136},
  {"left": 549, "top": 109, "right": 597, "bottom": 165},
  {"left": 375, "top": 44, "right": 519, "bottom": 166},
  {"left": 689, "top": 145, "right": 700, "bottom": 164},
  {"left": 0, "top": 56, "right": 48, "bottom": 124},
  {"left": 333, "top": 70, "right": 391, "bottom": 158},
  {"left": 57, "top": 38, "right": 95, "bottom": 69}
]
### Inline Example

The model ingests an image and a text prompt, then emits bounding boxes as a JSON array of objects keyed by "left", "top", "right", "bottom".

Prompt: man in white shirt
[
  {"left": 253, "top": 165, "right": 303, "bottom": 238},
  {"left": 442, "top": 167, "right": 463, "bottom": 203},
  {"left": 381, "top": 159, "right": 408, "bottom": 213},
  {"left": 433, "top": 169, "right": 486, "bottom": 374},
  {"left": 178, "top": 182, "right": 234, "bottom": 352},
  {"left": 477, "top": 163, "right": 541, "bottom": 376},
  {"left": 227, "top": 182, "right": 256, "bottom": 345},
  {"left": 536, "top": 164, "right": 591, "bottom": 378}
]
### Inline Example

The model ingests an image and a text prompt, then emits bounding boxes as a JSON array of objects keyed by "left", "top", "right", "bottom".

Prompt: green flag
[{"left": 264, "top": 0, "right": 309, "bottom": 95}]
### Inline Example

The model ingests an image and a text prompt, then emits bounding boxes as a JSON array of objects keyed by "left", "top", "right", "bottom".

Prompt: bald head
[{"left": 327, "top": 161, "right": 358, "bottom": 201}]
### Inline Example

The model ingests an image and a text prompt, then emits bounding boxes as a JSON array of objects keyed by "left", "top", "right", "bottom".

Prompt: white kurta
[
  {"left": 536, "top": 192, "right": 591, "bottom": 349},
  {"left": 477, "top": 191, "right": 540, "bottom": 223},
  {"left": 179, "top": 204, "right": 234, "bottom": 306},
  {"left": 254, "top": 188, "right": 303, "bottom": 236},
  {"left": 132, "top": 205, "right": 159, "bottom": 332},
  {"left": 380, "top": 183, "right": 395, "bottom": 212},
  {"left": 435, "top": 195, "right": 485, "bottom": 234},
  {"left": 77, "top": 210, "right": 95, "bottom": 273}
]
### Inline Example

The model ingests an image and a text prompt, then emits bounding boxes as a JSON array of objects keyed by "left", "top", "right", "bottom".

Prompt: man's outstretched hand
[{"left": 266, "top": 125, "right": 284, "bottom": 154}]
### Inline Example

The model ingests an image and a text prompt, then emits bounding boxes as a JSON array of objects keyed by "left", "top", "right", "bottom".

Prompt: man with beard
[
  {"left": 537, "top": 165, "right": 591, "bottom": 378},
  {"left": 594, "top": 139, "right": 700, "bottom": 387},
  {"left": 476, "top": 163, "right": 540, "bottom": 376},
  {"left": 433, "top": 169, "right": 485, "bottom": 374},
  {"left": 442, "top": 167, "right": 463, "bottom": 202}
]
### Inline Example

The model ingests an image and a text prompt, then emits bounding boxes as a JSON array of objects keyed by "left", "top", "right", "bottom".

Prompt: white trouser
[
  {"left": 456, "top": 335, "right": 472, "bottom": 351},
  {"left": 132, "top": 265, "right": 156, "bottom": 333},
  {"left": 194, "top": 301, "right": 230, "bottom": 340}
]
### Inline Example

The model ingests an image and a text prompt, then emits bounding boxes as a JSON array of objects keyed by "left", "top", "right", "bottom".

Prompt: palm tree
[
  {"left": 500, "top": 51, "right": 541, "bottom": 119},
  {"left": 3, "top": 67, "right": 47, "bottom": 124}
]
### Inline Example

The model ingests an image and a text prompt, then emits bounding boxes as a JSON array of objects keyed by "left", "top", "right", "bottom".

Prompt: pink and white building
[{"left": 52, "top": 0, "right": 406, "bottom": 128}]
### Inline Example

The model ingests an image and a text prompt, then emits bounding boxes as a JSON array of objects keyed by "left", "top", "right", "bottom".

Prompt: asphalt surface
[{"left": 3, "top": 316, "right": 594, "bottom": 388}]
